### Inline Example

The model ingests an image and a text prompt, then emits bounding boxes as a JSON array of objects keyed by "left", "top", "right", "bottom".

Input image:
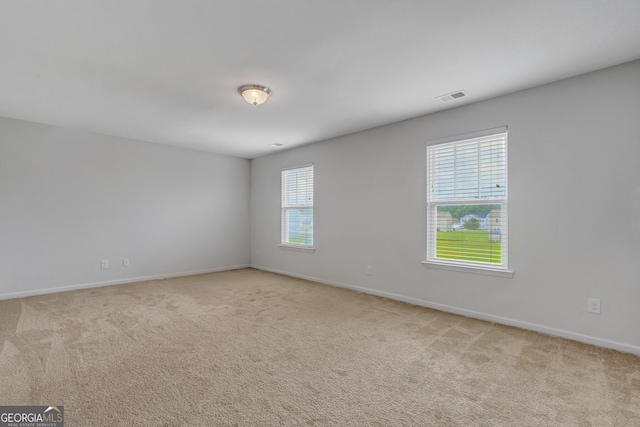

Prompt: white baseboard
[
  {"left": 250, "top": 264, "right": 640, "bottom": 356},
  {"left": 0, "top": 264, "right": 250, "bottom": 301}
]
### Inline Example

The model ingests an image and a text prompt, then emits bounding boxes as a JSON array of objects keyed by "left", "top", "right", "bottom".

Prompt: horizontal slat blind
[
  {"left": 429, "top": 134, "right": 506, "bottom": 202},
  {"left": 281, "top": 165, "right": 314, "bottom": 246},
  {"left": 427, "top": 131, "right": 508, "bottom": 269}
]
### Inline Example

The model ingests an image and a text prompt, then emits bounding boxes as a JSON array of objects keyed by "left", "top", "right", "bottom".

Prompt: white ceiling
[{"left": 1, "top": 1, "right": 640, "bottom": 159}]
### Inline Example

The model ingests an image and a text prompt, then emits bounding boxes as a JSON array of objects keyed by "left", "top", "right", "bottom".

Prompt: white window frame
[
  {"left": 422, "top": 127, "right": 513, "bottom": 277},
  {"left": 280, "top": 163, "right": 314, "bottom": 251}
]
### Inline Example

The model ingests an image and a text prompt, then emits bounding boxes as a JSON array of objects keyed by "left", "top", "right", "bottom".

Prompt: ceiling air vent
[{"left": 436, "top": 90, "right": 468, "bottom": 102}]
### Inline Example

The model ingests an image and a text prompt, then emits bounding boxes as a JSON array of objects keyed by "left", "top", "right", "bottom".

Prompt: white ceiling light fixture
[{"left": 238, "top": 84, "right": 272, "bottom": 106}]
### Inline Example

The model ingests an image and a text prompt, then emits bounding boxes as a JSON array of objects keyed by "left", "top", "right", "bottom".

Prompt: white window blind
[
  {"left": 281, "top": 164, "right": 314, "bottom": 247},
  {"left": 426, "top": 128, "right": 508, "bottom": 270}
]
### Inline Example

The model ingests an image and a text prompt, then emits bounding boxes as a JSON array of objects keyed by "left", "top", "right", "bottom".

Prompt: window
[
  {"left": 425, "top": 127, "right": 509, "bottom": 273},
  {"left": 281, "top": 164, "right": 314, "bottom": 248}
]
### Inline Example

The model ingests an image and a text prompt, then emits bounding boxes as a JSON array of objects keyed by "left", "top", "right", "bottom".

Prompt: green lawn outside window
[{"left": 436, "top": 230, "right": 501, "bottom": 264}]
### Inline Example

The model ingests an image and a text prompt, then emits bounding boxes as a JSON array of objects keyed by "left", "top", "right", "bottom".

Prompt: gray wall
[
  {"left": 0, "top": 117, "right": 250, "bottom": 298},
  {"left": 250, "top": 60, "right": 640, "bottom": 354}
]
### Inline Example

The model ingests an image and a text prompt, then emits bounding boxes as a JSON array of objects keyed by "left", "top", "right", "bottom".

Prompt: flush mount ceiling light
[{"left": 238, "top": 84, "right": 272, "bottom": 106}]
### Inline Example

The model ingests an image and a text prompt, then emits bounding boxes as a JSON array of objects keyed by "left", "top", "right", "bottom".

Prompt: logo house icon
[{"left": 42, "top": 405, "right": 64, "bottom": 424}]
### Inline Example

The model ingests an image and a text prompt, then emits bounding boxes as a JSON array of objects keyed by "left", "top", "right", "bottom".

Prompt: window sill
[
  {"left": 421, "top": 261, "right": 514, "bottom": 278},
  {"left": 279, "top": 244, "right": 316, "bottom": 253}
]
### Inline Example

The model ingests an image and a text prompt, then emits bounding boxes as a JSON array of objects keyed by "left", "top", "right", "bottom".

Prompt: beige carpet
[{"left": 0, "top": 268, "right": 639, "bottom": 426}]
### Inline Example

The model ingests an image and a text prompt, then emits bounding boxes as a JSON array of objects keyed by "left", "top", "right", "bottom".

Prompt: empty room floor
[{"left": 1, "top": 268, "right": 639, "bottom": 426}]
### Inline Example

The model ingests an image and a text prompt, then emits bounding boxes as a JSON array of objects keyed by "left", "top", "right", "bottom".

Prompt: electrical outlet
[
  {"left": 100, "top": 260, "right": 109, "bottom": 269},
  {"left": 123, "top": 258, "right": 130, "bottom": 267},
  {"left": 366, "top": 265, "right": 372, "bottom": 275},
  {"left": 588, "top": 298, "right": 601, "bottom": 314}
]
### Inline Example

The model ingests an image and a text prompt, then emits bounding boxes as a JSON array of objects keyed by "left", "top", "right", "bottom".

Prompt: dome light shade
[{"left": 238, "top": 84, "right": 272, "bottom": 106}]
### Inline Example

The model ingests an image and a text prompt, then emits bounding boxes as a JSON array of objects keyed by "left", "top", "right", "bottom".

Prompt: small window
[
  {"left": 281, "top": 164, "right": 314, "bottom": 248},
  {"left": 426, "top": 128, "right": 508, "bottom": 272}
]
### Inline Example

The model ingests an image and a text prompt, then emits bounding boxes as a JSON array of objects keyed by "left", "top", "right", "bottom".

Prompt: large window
[
  {"left": 426, "top": 128, "right": 509, "bottom": 272},
  {"left": 281, "top": 164, "right": 314, "bottom": 248}
]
